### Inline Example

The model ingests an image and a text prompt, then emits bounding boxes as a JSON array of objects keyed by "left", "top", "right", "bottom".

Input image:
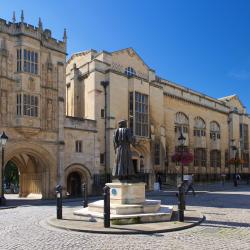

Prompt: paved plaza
[{"left": 0, "top": 183, "right": 250, "bottom": 250}]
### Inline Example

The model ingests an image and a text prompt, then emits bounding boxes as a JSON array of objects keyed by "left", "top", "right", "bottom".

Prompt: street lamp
[
  {"left": 231, "top": 139, "right": 238, "bottom": 187},
  {"left": 100, "top": 81, "right": 109, "bottom": 184},
  {"left": 178, "top": 131, "right": 186, "bottom": 183},
  {"left": 177, "top": 131, "right": 186, "bottom": 222},
  {"left": 0, "top": 131, "right": 8, "bottom": 206}
]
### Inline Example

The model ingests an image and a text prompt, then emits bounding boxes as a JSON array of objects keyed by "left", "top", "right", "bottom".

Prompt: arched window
[
  {"left": 210, "top": 121, "right": 220, "bottom": 140},
  {"left": 194, "top": 117, "right": 206, "bottom": 137},
  {"left": 174, "top": 112, "right": 189, "bottom": 134},
  {"left": 125, "top": 67, "right": 136, "bottom": 77}
]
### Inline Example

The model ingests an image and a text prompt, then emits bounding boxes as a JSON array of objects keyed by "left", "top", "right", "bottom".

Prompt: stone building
[
  {"left": 0, "top": 13, "right": 99, "bottom": 199},
  {"left": 66, "top": 47, "right": 250, "bottom": 187},
  {"left": 1, "top": 13, "right": 249, "bottom": 199}
]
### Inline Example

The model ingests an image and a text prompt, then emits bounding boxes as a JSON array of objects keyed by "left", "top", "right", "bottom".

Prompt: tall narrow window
[
  {"left": 240, "top": 124, "right": 249, "bottom": 150},
  {"left": 242, "top": 152, "right": 249, "bottom": 168},
  {"left": 154, "top": 143, "right": 160, "bottom": 165},
  {"left": 16, "top": 49, "right": 22, "bottom": 72},
  {"left": 75, "top": 140, "right": 82, "bottom": 153},
  {"left": 135, "top": 92, "right": 149, "bottom": 137},
  {"left": 16, "top": 94, "right": 22, "bottom": 116},
  {"left": 101, "top": 109, "right": 105, "bottom": 118},
  {"left": 100, "top": 153, "right": 105, "bottom": 164},
  {"left": 129, "top": 92, "right": 134, "bottom": 133}
]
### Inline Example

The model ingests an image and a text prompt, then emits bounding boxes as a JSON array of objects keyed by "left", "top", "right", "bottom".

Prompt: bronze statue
[{"left": 113, "top": 120, "right": 135, "bottom": 180}]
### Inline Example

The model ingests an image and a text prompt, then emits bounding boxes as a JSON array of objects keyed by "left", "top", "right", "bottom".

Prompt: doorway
[{"left": 67, "top": 172, "right": 82, "bottom": 197}]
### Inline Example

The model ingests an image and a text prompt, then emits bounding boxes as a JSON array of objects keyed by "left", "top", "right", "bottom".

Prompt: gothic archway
[
  {"left": 65, "top": 164, "right": 92, "bottom": 195},
  {"left": 5, "top": 142, "right": 56, "bottom": 199}
]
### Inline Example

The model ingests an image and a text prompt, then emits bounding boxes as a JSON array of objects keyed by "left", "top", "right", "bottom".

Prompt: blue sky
[{"left": 1, "top": 0, "right": 250, "bottom": 110}]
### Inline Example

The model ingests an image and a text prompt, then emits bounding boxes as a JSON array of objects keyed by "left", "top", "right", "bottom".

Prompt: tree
[{"left": 4, "top": 161, "right": 19, "bottom": 188}]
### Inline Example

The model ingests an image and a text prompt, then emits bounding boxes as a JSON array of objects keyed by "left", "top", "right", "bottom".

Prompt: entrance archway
[
  {"left": 65, "top": 164, "right": 92, "bottom": 196},
  {"left": 5, "top": 142, "right": 55, "bottom": 199}
]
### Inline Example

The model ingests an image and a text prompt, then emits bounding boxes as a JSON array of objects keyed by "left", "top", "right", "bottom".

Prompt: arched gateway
[
  {"left": 5, "top": 142, "right": 56, "bottom": 199},
  {"left": 65, "top": 164, "right": 92, "bottom": 196}
]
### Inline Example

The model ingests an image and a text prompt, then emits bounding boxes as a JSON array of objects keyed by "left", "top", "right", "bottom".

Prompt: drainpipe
[{"left": 101, "top": 81, "right": 109, "bottom": 184}]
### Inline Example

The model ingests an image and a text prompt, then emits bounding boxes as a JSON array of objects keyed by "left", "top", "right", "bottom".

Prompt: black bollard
[
  {"left": 56, "top": 185, "right": 62, "bottom": 219},
  {"left": 103, "top": 185, "right": 110, "bottom": 228},
  {"left": 177, "top": 183, "right": 185, "bottom": 222},
  {"left": 82, "top": 183, "right": 88, "bottom": 208}
]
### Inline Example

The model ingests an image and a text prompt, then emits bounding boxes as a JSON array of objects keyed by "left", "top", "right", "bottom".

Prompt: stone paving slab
[{"left": 47, "top": 206, "right": 205, "bottom": 234}]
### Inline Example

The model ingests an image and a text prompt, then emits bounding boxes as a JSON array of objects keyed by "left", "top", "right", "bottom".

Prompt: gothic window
[
  {"left": 194, "top": 148, "right": 207, "bottom": 166},
  {"left": 23, "top": 49, "right": 38, "bottom": 74},
  {"left": 125, "top": 67, "right": 136, "bottom": 77},
  {"left": 75, "top": 140, "right": 82, "bottom": 153},
  {"left": 210, "top": 121, "right": 220, "bottom": 140},
  {"left": 194, "top": 117, "right": 206, "bottom": 137},
  {"left": 23, "top": 94, "right": 38, "bottom": 117},
  {"left": 210, "top": 150, "right": 221, "bottom": 167}
]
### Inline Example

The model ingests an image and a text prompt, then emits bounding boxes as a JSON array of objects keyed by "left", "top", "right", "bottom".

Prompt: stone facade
[
  {"left": 66, "top": 47, "right": 250, "bottom": 187},
  {"left": 1, "top": 14, "right": 249, "bottom": 199},
  {"left": 0, "top": 14, "right": 99, "bottom": 198}
]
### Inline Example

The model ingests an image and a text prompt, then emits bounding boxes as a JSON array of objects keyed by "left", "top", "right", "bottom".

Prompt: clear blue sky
[{"left": 1, "top": 0, "right": 250, "bottom": 110}]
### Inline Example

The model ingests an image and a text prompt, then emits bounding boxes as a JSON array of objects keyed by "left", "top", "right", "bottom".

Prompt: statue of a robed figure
[
  {"left": 112, "top": 120, "right": 135, "bottom": 180},
  {"left": 74, "top": 121, "right": 173, "bottom": 225}
]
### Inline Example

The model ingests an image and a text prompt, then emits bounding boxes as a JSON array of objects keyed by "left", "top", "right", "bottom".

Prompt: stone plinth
[
  {"left": 73, "top": 182, "right": 173, "bottom": 225},
  {"left": 87, "top": 199, "right": 161, "bottom": 215},
  {"left": 107, "top": 182, "right": 145, "bottom": 204}
]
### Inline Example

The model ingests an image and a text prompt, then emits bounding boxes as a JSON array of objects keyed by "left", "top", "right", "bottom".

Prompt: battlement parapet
[{"left": 0, "top": 18, "right": 66, "bottom": 54}]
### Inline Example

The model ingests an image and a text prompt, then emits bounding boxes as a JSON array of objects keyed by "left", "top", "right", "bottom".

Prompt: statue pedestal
[
  {"left": 74, "top": 182, "right": 173, "bottom": 225},
  {"left": 107, "top": 182, "right": 145, "bottom": 204}
]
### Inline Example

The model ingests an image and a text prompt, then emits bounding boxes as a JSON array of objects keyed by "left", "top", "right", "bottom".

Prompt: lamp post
[
  {"left": 231, "top": 139, "right": 238, "bottom": 187},
  {"left": 101, "top": 81, "right": 109, "bottom": 184},
  {"left": 176, "top": 131, "right": 186, "bottom": 222},
  {"left": 0, "top": 131, "right": 8, "bottom": 206},
  {"left": 178, "top": 131, "right": 186, "bottom": 183}
]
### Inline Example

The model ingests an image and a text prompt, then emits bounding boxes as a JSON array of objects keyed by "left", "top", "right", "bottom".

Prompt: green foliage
[{"left": 4, "top": 161, "right": 19, "bottom": 185}]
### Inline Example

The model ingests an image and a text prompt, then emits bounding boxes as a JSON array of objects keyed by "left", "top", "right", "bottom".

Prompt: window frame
[
  {"left": 129, "top": 91, "right": 149, "bottom": 137},
  {"left": 75, "top": 140, "right": 82, "bottom": 153}
]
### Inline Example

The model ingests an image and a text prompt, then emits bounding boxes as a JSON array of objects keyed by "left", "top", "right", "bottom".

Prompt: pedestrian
[
  {"left": 236, "top": 174, "right": 241, "bottom": 185},
  {"left": 185, "top": 175, "right": 196, "bottom": 196},
  {"left": 157, "top": 174, "right": 162, "bottom": 191}
]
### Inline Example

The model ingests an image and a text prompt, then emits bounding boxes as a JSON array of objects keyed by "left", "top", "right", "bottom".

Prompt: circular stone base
[{"left": 46, "top": 208, "right": 205, "bottom": 235}]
